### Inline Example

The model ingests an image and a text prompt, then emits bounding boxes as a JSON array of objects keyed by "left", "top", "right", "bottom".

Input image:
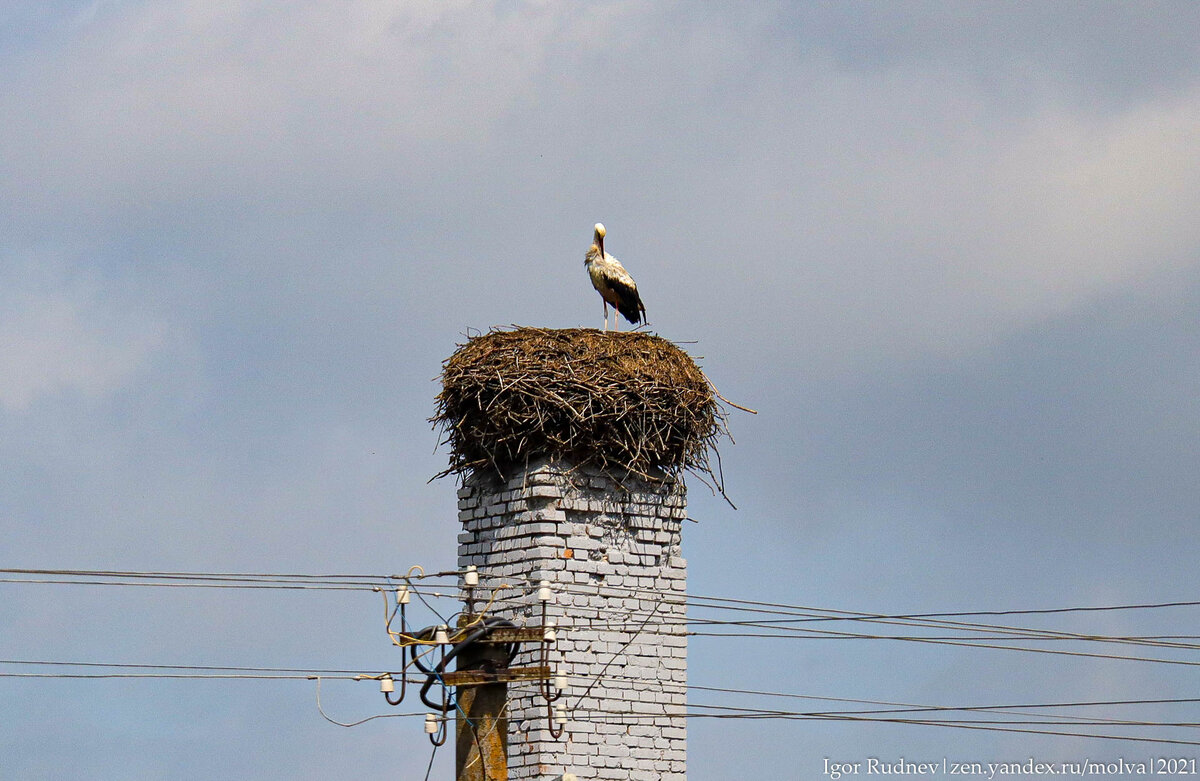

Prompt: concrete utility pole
[
  {"left": 448, "top": 602, "right": 552, "bottom": 781},
  {"left": 453, "top": 628, "right": 509, "bottom": 781}
]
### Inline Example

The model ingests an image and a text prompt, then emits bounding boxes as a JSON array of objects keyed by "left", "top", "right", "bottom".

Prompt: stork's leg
[
  {"left": 614, "top": 310, "right": 620, "bottom": 332},
  {"left": 602, "top": 301, "right": 608, "bottom": 332}
]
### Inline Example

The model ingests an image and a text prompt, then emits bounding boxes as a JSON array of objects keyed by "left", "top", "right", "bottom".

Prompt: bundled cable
[{"left": 406, "top": 618, "right": 521, "bottom": 712}]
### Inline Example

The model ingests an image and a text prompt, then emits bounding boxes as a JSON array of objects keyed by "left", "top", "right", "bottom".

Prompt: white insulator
[
  {"left": 554, "top": 703, "right": 567, "bottom": 726},
  {"left": 434, "top": 625, "right": 450, "bottom": 645},
  {"left": 464, "top": 565, "right": 479, "bottom": 587},
  {"left": 554, "top": 673, "right": 568, "bottom": 692},
  {"left": 397, "top": 586, "right": 411, "bottom": 605},
  {"left": 537, "top": 580, "right": 552, "bottom": 602},
  {"left": 380, "top": 676, "right": 395, "bottom": 694},
  {"left": 543, "top": 619, "right": 556, "bottom": 643},
  {"left": 424, "top": 714, "right": 438, "bottom": 734}
]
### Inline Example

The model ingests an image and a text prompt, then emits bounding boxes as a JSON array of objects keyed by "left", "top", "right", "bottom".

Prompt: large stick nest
[{"left": 433, "top": 327, "right": 728, "bottom": 487}]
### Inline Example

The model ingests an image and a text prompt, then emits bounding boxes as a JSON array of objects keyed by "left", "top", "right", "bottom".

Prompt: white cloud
[
  {"left": 2, "top": 0, "right": 1198, "bottom": 374},
  {"left": 1, "top": 4, "right": 1198, "bottom": 778},
  {"left": 0, "top": 266, "right": 163, "bottom": 412},
  {"left": 0, "top": 1, "right": 645, "bottom": 218},
  {"left": 636, "top": 60, "right": 1200, "bottom": 367}
]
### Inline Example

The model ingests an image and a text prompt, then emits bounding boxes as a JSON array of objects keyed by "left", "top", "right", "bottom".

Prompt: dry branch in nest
[{"left": 432, "top": 327, "right": 732, "bottom": 497}]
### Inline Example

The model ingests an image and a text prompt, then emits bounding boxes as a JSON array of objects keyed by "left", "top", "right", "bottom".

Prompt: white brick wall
[{"left": 457, "top": 459, "right": 687, "bottom": 780}]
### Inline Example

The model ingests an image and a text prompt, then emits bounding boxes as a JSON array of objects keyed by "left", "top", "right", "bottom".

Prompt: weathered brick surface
[{"left": 458, "top": 459, "right": 687, "bottom": 780}]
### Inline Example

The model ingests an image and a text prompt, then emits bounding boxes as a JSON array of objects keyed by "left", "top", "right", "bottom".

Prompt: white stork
[{"left": 584, "top": 223, "right": 646, "bottom": 331}]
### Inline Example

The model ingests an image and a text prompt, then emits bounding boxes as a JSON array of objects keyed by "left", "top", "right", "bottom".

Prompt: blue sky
[{"left": 2, "top": 1, "right": 1199, "bottom": 778}]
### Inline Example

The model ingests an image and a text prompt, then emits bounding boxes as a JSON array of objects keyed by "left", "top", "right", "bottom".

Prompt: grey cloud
[{"left": 2, "top": 2, "right": 1199, "bottom": 778}]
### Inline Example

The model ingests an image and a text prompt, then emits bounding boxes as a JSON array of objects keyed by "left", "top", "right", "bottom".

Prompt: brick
[
  {"left": 458, "top": 460, "right": 686, "bottom": 779},
  {"left": 524, "top": 483, "right": 561, "bottom": 499}
]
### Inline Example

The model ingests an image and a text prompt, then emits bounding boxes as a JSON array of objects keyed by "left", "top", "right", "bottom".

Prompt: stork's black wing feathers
[{"left": 613, "top": 281, "right": 646, "bottom": 325}]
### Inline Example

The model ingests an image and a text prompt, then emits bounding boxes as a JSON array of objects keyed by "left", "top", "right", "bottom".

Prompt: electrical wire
[
  {"left": 422, "top": 740, "right": 438, "bottom": 781},
  {"left": 0, "top": 659, "right": 401, "bottom": 676},
  {"left": 313, "top": 676, "right": 428, "bottom": 727},
  {"left": 554, "top": 672, "right": 1200, "bottom": 734},
  {"left": 685, "top": 682, "right": 1200, "bottom": 719},
  {"left": 0, "top": 567, "right": 463, "bottom": 593},
  {"left": 491, "top": 588, "right": 1200, "bottom": 663},
  {"left": 8, "top": 566, "right": 1196, "bottom": 654},
  {"left": 564, "top": 706, "right": 1200, "bottom": 746},
  {"left": 7, "top": 564, "right": 1200, "bottom": 754},
  {"left": 571, "top": 599, "right": 664, "bottom": 711},
  {"left": 8, "top": 656, "right": 1194, "bottom": 723},
  {"left": 0, "top": 577, "right": 379, "bottom": 591},
  {"left": 3, "top": 567, "right": 1197, "bottom": 628},
  {"left": 528, "top": 582, "right": 1200, "bottom": 653},
  {"left": 8, "top": 661, "right": 1196, "bottom": 738},
  {"left": 556, "top": 612, "right": 1200, "bottom": 651},
  {"left": 682, "top": 702, "right": 1200, "bottom": 729},
  {"left": 0, "top": 672, "right": 338, "bottom": 680},
  {"left": 0, "top": 567, "right": 458, "bottom": 582},
  {"left": 543, "top": 579, "right": 1200, "bottom": 629},
  {"left": 687, "top": 629, "right": 1200, "bottom": 667},
  {"left": 521, "top": 604, "right": 1200, "bottom": 667}
]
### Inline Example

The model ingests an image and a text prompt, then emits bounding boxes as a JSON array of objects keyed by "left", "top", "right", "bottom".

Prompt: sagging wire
[{"left": 312, "top": 676, "right": 425, "bottom": 728}]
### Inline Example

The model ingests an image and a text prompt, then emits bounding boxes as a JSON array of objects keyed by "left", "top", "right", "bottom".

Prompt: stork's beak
[{"left": 597, "top": 234, "right": 604, "bottom": 257}]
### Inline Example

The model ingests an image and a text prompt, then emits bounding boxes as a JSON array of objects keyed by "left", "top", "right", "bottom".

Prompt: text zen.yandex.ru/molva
[{"left": 822, "top": 756, "right": 1197, "bottom": 779}]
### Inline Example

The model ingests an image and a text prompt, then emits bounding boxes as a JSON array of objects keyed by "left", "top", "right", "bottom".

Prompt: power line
[
  {"left": 535, "top": 578, "right": 1200, "bottom": 621},
  {"left": 0, "top": 568, "right": 464, "bottom": 593},
  {"left": 313, "top": 676, "right": 429, "bottom": 727},
  {"left": 688, "top": 629, "right": 1200, "bottom": 667},
  {"left": 557, "top": 613, "right": 1200, "bottom": 651},
  {"left": 0, "top": 672, "right": 343, "bottom": 680},
  {"left": 0, "top": 659, "right": 409, "bottom": 678},
  {"left": 688, "top": 682, "right": 1200, "bottom": 714},
  {"left": 7, "top": 567, "right": 1198, "bottom": 641},
  {"left": 681, "top": 616, "right": 1200, "bottom": 648},
  {"left": 423, "top": 741, "right": 439, "bottom": 781},
  {"left": 498, "top": 584, "right": 1200, "bottom": 662},
  {"left": 8, "top": 569, "right": 1200, "bottom": 706},
  {"left": 0, "top": 568, "right": 456, "bottom": 581},
  {"left": 528, "top": 606, "right": 1200, "bottom": 666},
  {"left": 683, "top": 591, "right": 1200, "bottom": 622},
  {"left": 567, "top": 707, "right": 1200, "bottom": 746},
  {"left": 540, "top": 582, "right": 1200, "bottom": 652},
  {"left": 683, "top": 702, "right": 1200, "bottom": 727},
  {"left": 0, "top": 577, "right": 378, "bottom": 591},
  {"left": 12, "top": 657, "right": 1196, "bottom": 718},
  {"left": 8, "top": 657, "right": 1198, "bottom": 746},
  {"left": 589, "top": 675, "right": 1200, "bottom": 728}
]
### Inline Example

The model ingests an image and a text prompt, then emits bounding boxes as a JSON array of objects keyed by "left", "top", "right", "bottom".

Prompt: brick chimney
[
  {"left": 457, "top": 459, "right": 687, "bottom": 779},
  {"left": 436, "top": 327, "right": 720, "bottom": 780}
]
